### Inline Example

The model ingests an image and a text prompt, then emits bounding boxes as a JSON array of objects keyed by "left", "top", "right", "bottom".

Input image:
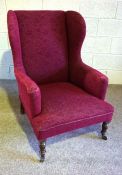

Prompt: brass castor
[
  {"left": 101, "top": 122, "right": 108, "bottom": 140},
  {"left": 40, "top": 140, "right": 46, "bottom": 162}
]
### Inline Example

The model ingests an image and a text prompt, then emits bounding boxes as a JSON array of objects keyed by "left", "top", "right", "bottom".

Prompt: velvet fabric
[{"left": 7, "top": 10, "right": 114, "bottom": 141}]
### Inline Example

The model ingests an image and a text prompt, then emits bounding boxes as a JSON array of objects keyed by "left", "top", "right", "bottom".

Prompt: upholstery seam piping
[{"left": 39, "top": 111, "right": 113, "bottom": 132}]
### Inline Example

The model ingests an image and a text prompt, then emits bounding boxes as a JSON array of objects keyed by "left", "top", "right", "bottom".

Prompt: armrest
[
  {"left": 71, "top": 63, "right": 108, "bottom": 100},
  {"left": 15, "top": 68, "right": 41, "bottom": 117}
]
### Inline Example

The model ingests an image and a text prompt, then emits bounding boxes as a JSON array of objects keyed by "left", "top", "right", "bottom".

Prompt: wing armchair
[{"left": 7, "top": 10, "right": 114, "bottom": 162}]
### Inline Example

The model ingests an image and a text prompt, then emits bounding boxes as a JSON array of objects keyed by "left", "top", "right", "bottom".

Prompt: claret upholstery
[{"left": 7, "top": 10, "right": 114, "bottom": 162}]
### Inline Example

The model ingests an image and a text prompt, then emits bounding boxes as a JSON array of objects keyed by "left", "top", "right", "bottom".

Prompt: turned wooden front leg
[
  {"left": 20, "top": 102, "right": 25, "bottom": 114},
  {"left": 101, "top": 122, "right": 108, "bottom": 140},
  {"left": 40, "top": 140, "right": 46, "bottom": 162}
]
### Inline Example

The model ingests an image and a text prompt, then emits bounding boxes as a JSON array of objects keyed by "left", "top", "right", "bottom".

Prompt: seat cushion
[{"left": 32, "top": 83, "right": 114, "bottom": 140}]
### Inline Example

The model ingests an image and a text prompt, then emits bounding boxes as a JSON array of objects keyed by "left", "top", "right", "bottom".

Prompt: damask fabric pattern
[
  {"left": 7, "top": 10, "right": 114, "bottom": 141},
  {"left": 70, "top": 63, "right": 109, "bottom": 100},
  {"left": 15, "top": 11, "right": 69, "bottom": 84},
  {"left": 66, "top": 11, "right": 108, "bottom": 100},
  {"left": 32, "top": 83, "right": 113, "bottom": 140},
  {"left": 15, "top": 68, "right": 41, "bottom": 117}
]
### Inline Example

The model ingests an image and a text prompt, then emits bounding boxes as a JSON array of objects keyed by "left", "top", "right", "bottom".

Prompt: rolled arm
[
  {"left": 15, "top": 68, "right": 41, "bottom": 117},
  {"left": 71, "top": 63, "right": 108, "bottom": 100}
]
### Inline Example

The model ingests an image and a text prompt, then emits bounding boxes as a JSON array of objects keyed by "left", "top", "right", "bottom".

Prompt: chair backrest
[
  {"left": 8, "top": 10, "right": 86, "bottom": 84},
  {"left": 9, "top": 11, "right": 69, "bottom": 84}
]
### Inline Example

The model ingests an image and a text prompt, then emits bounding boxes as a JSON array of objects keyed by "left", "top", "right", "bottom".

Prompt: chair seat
[{"left": 32, "top": 82, "right": 114, "bottom": 140}]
